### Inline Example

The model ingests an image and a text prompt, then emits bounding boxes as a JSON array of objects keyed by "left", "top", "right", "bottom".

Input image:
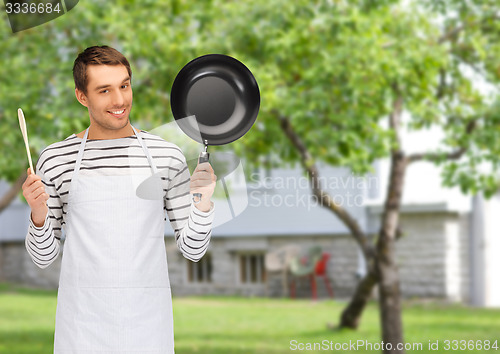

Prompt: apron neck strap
[
  {"left": 72, "top": 126, "right": 159, "bottom": 186},
  {"left": 72, "top": 127, "right": 89, "bottom": 183},
  {"left": 132, "top": 126, "right": 158, "bottom": 175}
]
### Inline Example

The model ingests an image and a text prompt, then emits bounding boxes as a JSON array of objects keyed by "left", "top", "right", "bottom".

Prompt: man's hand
[
  {"left": 22, "top": 168, "right": 49, "bottom": 227},
  {"left": 190, "top": 162, "right": 216, "bottom": 212}
]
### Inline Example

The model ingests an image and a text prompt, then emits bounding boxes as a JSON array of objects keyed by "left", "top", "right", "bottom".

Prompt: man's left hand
[{"left": 190, "top": 162, "right": 216, "bottom": 212}]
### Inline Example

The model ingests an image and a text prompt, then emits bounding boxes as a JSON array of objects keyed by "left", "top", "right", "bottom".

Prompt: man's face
[{"left": 75, "top": 64, "right": 133, "bottom": 132}]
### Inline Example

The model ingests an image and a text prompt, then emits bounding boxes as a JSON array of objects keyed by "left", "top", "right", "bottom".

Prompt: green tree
[{"left": 194, "top": 0, "right": 500, "bottom": 353}]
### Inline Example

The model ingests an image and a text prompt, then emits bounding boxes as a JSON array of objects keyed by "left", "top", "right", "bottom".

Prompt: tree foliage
[{"left": 1, "top": 0, "right": 499, "bottom": 192}]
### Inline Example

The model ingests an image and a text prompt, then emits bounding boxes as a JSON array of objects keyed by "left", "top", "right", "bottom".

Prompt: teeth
[{"left": 110, "top": 109, "right": 124, "bottom": 114}]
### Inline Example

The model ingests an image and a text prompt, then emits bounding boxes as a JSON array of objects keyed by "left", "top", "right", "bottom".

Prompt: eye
[
  {"left": 121, "top": 84, "right": 129, "bottom": 89},
  {"left": 100, "top": 89, "right": 109, "bottom": 94}
]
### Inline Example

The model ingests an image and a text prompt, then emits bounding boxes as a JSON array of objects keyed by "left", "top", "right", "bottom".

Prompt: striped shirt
[{"left": 25, "top": 129, "right": 214, "bottom": 268}]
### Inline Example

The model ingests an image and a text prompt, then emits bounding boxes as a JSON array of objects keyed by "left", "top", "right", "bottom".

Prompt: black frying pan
[{"left": 170, "top": 54, "right": 260, "bottom": 203}]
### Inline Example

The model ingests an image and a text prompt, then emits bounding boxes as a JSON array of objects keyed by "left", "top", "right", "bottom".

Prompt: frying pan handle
[{"left": 193, "top": 151, "right": 210, "bottom": 204}]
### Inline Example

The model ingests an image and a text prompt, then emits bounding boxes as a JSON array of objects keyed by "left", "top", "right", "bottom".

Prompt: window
[
  {"left": 187, "top": 253, "right": 212, "bottom": 283},
  {"left": 239, "top": 253, "right": 266, "bottom": 284}
]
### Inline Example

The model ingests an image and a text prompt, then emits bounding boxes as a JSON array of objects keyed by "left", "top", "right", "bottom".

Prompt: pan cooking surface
[
  {"left": 171, "top": 54, "right": 260, "bottom": 145},
  {"left": 186, "top": 76, "right": 236, "bottom": 127}
]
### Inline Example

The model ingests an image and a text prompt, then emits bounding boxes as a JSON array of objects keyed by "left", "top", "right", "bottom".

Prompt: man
[{"left": 22, "top": 45, "right": 216, "bottom": 353}]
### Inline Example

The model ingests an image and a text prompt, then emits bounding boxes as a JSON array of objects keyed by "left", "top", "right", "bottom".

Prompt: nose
[{"left": 110, "top": 90, "right": 125, "bottom": 108}]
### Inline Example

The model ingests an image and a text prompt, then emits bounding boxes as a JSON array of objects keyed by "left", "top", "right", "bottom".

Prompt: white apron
[{"left": 54, "top": 126, "right": 174, "bottom": 353}]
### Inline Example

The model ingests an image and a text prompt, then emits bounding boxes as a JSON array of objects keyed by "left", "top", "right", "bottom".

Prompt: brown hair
[{"left": 73, "top": 45, "right": 132, "bottom": 95}]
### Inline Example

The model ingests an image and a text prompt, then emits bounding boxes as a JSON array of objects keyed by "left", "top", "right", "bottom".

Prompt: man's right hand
[{"left": 22, "top": 167, "right": 49, "bottom": 228}]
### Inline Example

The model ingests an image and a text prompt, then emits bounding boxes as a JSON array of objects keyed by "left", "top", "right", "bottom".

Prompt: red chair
[
  {"left": 290, "top": 251, "right": 334, "bottom": 299},
  {"left": 314, "top": 252, "right": 334, "bottom": 299}
]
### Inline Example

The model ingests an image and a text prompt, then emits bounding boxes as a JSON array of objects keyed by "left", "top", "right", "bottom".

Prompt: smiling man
[{"left": 21, "top": 45, "right": 216, "bottom": 353}]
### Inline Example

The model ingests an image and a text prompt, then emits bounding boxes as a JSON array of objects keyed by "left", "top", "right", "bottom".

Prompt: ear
[{"left": 75, "top": 88, "right": 89, "bottom": 107}]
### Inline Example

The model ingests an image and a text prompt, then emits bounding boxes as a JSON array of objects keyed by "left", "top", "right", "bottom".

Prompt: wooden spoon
[{"left": 18, "top": 108, "right": 34, "bottom": 174}]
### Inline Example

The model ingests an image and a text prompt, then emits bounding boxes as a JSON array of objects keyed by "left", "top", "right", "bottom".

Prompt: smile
[{"left": 107, "top": 109, "right": 126, "bottom": 118}]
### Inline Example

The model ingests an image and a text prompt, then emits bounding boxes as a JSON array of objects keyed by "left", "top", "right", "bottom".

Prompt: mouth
[{"left": 107, "top": 108, "right": 126, "bottom": 118}]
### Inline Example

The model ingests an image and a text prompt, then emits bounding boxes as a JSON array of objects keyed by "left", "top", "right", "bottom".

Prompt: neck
[{"left": 82, "top": 122, "right": 138, "bottom": 140}]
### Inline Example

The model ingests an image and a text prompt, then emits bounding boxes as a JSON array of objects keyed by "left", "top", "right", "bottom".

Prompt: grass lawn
[{"left": 1, "top": 282, "right": 499, "bottom": 353}]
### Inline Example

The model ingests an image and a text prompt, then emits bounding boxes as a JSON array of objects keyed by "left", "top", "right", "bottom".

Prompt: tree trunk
[
  {"left": 377, "top": 147, "right": 407, "bottom": 353},
  {"left": 376, "top": 234, "right": 405, "bottom": 354},
  {"left": 339, "top": 270, "right": 379, "bottom": 328},
  {"left": 275, "top": 108, "right": 407, "bottom": 347},
  {"left": 0, "top": 170, "right": 27, "bottom": 214},
  {"left": 374, "top": 89, "right": 406, "bottom": 353}
]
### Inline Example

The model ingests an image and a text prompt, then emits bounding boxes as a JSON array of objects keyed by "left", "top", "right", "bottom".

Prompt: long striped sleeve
[
  {"left": 25, "top": 156, "right": 63, "bottom": 269},
  {"left": 23, "top": 129, "right": 214, "bottom": 267},
  {"left": 165, "top": 155, "right": 214, "bottom": 262}
]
